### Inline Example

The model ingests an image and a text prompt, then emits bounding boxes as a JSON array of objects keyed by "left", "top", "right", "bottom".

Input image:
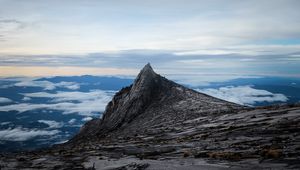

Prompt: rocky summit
[
  {"left": 70, "top": 63, "right": 242, "bottom": 142},
  {"left": 1, "top": 64, "right": 300, "bottom": 170}
]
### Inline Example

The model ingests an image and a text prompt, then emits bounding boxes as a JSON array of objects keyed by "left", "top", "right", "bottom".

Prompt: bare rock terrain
[{"left": 1, "top": 64, "right": 299, "bottom": 169}]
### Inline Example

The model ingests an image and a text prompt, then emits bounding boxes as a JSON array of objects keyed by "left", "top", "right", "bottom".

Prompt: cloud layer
[
  {"left": 14, "top": 79, "right": 80, "bottom": 90},
  {"left": 0, "top": 127, "right": 60, "bottom": 141},
  {"left": 38, "top": 120, "right": 63, "bottom": 129},
  {"left": 0, "top": 90, "right": 114, "bottom": 116},
  {"left": 197, "top": 85, "right": 288, "bottom": 106},
  {"left": 0, "top": 97, "right": 12, "bottom": 103},
  {"left": 0, "top": 51, "right": 299, "bottom": 86},
  {"left": 0, "top": 0, "right": 299, "bottom": 83},
  {"left": 0, "top": 1, "right": 300, "bottom": 55}
]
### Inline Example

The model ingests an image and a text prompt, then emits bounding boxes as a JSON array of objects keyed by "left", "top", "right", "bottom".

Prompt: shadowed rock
[{"left": 71, "top": 63, "right": 242, "bottom": 142}]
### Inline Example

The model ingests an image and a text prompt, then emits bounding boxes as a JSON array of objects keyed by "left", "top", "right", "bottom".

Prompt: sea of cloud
[
  {"left": 0, "top": 90, "right": 114, "bottom": 116},
  {"left": 0, "top": 127, "right": 60, "bottom": 142},
  {"left": 14, "top": 80, "right": 80, "bottom": 90},
  {"left": 0, "top": 77, "right": 115, "bottom": 117},
  {"left": 0, "top": 97, "right": 12, "bottom": 103},
  {"left": 0, "top": 76, "right": 291, "bottom": 143},
  {"left": 197, "top": 85, "right": 288, "bottom": 106},
  {"left": 38, "top": 120, "right": 63, "bottom": 129}
]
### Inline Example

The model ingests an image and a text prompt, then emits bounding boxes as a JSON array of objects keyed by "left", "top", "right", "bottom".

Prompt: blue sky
[{"left": 0, "top": 0, "right": 299, "bottom": 81}]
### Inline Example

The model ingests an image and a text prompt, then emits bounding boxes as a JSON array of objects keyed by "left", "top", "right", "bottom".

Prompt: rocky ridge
[
  {"left": 0, "top": 64, "right": 300, "bottom": 170},
  {"left": 71, "top": 63, "right": 243, "bottom": 142}
]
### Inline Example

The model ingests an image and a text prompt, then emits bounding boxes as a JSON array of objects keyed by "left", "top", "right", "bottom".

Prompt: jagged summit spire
[
  {"left": 132, "top": 63, "right": 157, "bottom": 89},
  {"left": 142, "top": 63, "right": 152, "bottom": 71},
  {"left": 138, "top": 63, "right": 155, "bottom": 76}
]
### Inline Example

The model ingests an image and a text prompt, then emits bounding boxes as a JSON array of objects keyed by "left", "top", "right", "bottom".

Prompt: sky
[{"left": 0, "top": 0, "right": 300, "bottom": 82}]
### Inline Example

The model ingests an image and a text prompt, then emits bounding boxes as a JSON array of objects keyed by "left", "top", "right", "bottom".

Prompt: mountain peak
[
  {"left": 131, "top": 63, "right": 158, "bottom": 92},
  {"left": 71, "top": 64, "right": 242, "bottom": 141},
  {"left": 142, "top": 63, "right": 153, "bottom": 72},
  {"left": 135, "top": 63, "right": 156, "bottom": 81}
]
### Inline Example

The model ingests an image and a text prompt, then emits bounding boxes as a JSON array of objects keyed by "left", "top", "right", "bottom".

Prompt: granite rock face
[
  {"left": 1, "top": 64, "right": 300, "bottom": 170},
  {"left": 71, "top": 63, "right": 242, "bottom": 142}
]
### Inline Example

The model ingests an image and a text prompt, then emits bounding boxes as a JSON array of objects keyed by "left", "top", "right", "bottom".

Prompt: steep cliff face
[
  {"left": 98, "top": 63, "right": 163, "bottom": 132},
  {"left": 72, "top": 63, "right": 242, "bottom": 141}
]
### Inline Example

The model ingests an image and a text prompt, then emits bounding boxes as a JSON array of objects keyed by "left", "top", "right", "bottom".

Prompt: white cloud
[
  {"left": 172, "top": 45, "right": 300, "bottom": 56},
  {"left": 22, "top": 96, "right": 31, "bottom": 101},
  {"left": 22, "top": 90, "right": 112, "bottom": 103},
  {"left": 0, "top": 122, "right": 11, "bottom": 126},
  {"left": 38, "top": 120, "right": 63, "bottom": 129},
  {"left": 0, "top": 127, "right": 60, "bottom": 141},
  {"left": 14, "top": 79, "right": 80, "bottom": 90},
  {"left": 0, "top": 90, "right": 114, "bottom": 116},
  {"left": 170, "top": 74, "right": 261, "bottom": 87},
  {"left": 197, "top": 85, "right": 288, "bottom": 106},
  {"left": 82, "top": 117, "right": 93, "bottom": 122},
  {"left": 15, "top": 80, "right": 56, "bottom": 90},
  {"left": 0, "top": 1, "right": 299, "bottom": 55},
  {"left": 0, "top": 97, "right": 12, "bottom": 103},
  {"left": 0, "top": 49, "right": 299, "bottom": 80},
  {"left": 55, "top": 81, "right": 80, "bottom": 90},
  {"left": 68, "top": 118, "right": 76, "bottom": 124}
]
